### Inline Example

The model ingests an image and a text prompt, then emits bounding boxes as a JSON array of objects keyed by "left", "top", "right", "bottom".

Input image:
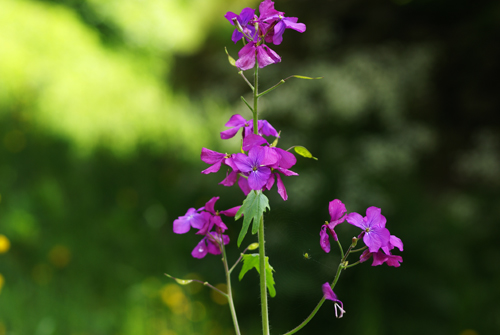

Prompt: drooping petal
[
  {"left": 219, "top": 170, "right": 238, "bottom": 186},
  {"left": 273, "top": 147, "right": 296, "bottom": 169},
  {"left": 272, "top": 20, "right": 286, "bottom": 45},
  {"left": 238, "top": 177, "right": 251, "bottom": 195},
  {"left": 328, "top": 199, "right": 347, "bottom": 222},
  {"left": 201, "top": 159, "right": 223, "bottom": 174},
  {"left": 204, "top": 197, "right": 219, "bottom": 215},
  {"left": 220, "top": 127, "right": 242, "bottom": 140},
  {"left": 258, "top": 120, "right": 279, "bottom": 137},
  {"left": 191, "top": 238, "right": 208, "bottom": 259},
  {"left": 275, "top": 173, "right": 288, "bottom": 201},
  {"left": 256, "top": 44, "right": 281, "bottom": 68},
  {"left": 235, "top": 42, "right": 257, "bottom": 71},
  {"left": 320, "top": 225, "right": 331, "bottom": 253},
  {"left": 201, "top": 148, "right": 226, "bottom": 164},
  {"left": 225, "top": 114, "right": 247, "bottom": 127},
  {"left": 390, "top": 235, "right": 404, "bottom": 251},
  {"left": 359, "top": 249, "right": 372, "bottom": 263},
  {"left": 322, "top": 282, "right": 338, "bottom": 302}
]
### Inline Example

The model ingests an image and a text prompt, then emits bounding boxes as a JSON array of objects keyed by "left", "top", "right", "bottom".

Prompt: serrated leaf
[
  {"left": 238, "top": 254, "right": 276, "bottom": 297},
  {"left": 235, "top": 191, "right": 270, "bottom": 247},
  {"left": 225, "top": 47, "right": 236, "bottom": 67},
  {"left": 294, "top": 146, "right": 318, "bottom": 160}
]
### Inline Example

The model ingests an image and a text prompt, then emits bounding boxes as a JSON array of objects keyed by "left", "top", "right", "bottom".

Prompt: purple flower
[
  {"left": 192, "top": 232, "right": 230, "bottom": 259},
  {"left": 322, "top": 283, "right": 345, "bottom": 318},
  {"left": 345, "top": 207, "right": 391, "bottom": 253},
  {"left": 319, "top": 199, "right": 347, "bottom": 253},
  {"left": 360, "top": 234, "right": 404, "bottom": 267},
  {"left": 200, "top": 148, "right": 234, "bottom": 174},
  {"left": 221, "top": 115, "right": 279, "bottom": 140},
  {"left": 173, "top": 208, "right": 209, "bottom": 234},
  {"left": 232, "top": 146, "right": 278, "bottom": 190},
  {"left": 196, "top": 196, "right": 240, "bottom": 235},
  {"left": 235, "top": 42, "right": 281, "bottom": 71},
  {"left": 224, "top": 8, "right": 257, "bottom": 43},
  {"left": 265, "top": 16, "right": 306, "bottom": 45}
]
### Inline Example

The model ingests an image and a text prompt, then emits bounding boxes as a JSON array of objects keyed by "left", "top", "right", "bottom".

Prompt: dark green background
[{"left": 0, "top": 0, "right": 498, "bottom": 334}]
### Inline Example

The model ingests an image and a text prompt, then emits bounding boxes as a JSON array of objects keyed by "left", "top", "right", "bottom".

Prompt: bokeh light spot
[
  {"left": 210, "top": 283, "right": 227, "bottom": 305},
  {"left": 0, "top": 235, "right": 10, "bottom": 254},
  {"left": 48, "top": 244, "right": 71, "bottom": 268}
]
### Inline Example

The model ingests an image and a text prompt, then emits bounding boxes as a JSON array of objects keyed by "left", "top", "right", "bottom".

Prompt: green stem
[
  {"left": 282, "top": 264, "right": 344, "bottom": 335},
  {"left": 222, "top": 240, "right": 242, "bottom": 335},
  {"left": 258, "top": 214, "right": 270, "bottom": 335},
  {"left": 253, "top": 62, "right": 259, "bottom": 134}
]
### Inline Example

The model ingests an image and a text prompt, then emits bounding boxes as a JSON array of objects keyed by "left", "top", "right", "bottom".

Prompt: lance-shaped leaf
[
  {"left": 293, "top": 146, "right": 318, "bottom": 160},
  {"left": 238, "top": 254, "right": 276, "bottom": 297},
  {"left": 235, "top": 191, "right": 270, "bottom": 247}
]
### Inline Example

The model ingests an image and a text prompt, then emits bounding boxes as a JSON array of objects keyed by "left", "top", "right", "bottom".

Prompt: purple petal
[
  {"left": 201, "top": 159, "right": 223, "bottom": 174},
  {"left": 390, "top": 235, "right": 404, "bottom": 251},
  {"left": 272, "top": 20, "right": 286, "bottom": 45},
  {"left": 236, "top": 42, "right": 257, "bottom": 71},
  {"left": 345, "top": 212, "right": 365, "bottom": 229},
  {"left": 232, "top": 153, "right": 253, "bottom": 173},
  {"left": 200, "top": 148, "right": 225, "bottom": 164},
  {"left": 328, "top": 199, "right": 347, "bottom": 222},
  {"left": 363, "top": 226, "right": 391, "bottom": 253},
  {"left": 256, "top": 45, "right": 281, "bottom": 68},
  {"left": 206, "top": 237, "right": 222, "bottom": 255},
  {"left": 248, "top": 167, "right": 271, "bottom": 190},
  {"left": 173, "top": 208, "right": 204, "bottom": 234},
  {"left": 225, "top": 114, "right": 247, "bottom": 127},
  {"left": 322, "top": 282, "right": 337, "bottom": 302},
  {"left": 273, "top": 147, "right": 296, "bottom": 169},
  {"left": 242, "top": 133, "right": 268, "bottom": 151},
  {"left": 204, "top": 197, "right": 219, "bottom": 215},
  {"left": 365, "top": 206, "right": 386, "bottom": 228},
  {"left": 211, "top": 215, "right": 228, "bottom": 232},
  {"left": 223, "top": 157, "right": 239, "bottom": 171},
  {"left": 238, "top": 177, "right": 251, "bottom": 195},
  {"left": 265, "top": 173, "right": 276, "bottom": 190},
  {"left": 191, "top": 238, "right": 208, "bottom": 259},
  {"left": 220, "top": 206, "right": 241, "bottom": 217},
  {"left": 259, "top": 0, "right": 281, "bottom": 20},
  {"left": 219, "top": 170, "right": 238, "bottom": 186},
  {"left": 359, "top": 249, "right": 372, "bottom": 263},
  {"left": 276, "top": 173, "right": 288, "bottom": 201},
  {"left": 239, "top": 8, "right": 256, "bottom": 25},
  {"left": 221, "top": 127, "right": 242, "bottom": 140},
  {"left": 224, "top": 12, "right": 238, "bottom": 25},
  {"left": 258, "top": 120, "right": 279, "bottom": 137},
  {"left": 284, "top": 17, "right": 306, "bottom": 33},
  {"left": 320, "top": 225, "right": 331, "bottom": 253}
]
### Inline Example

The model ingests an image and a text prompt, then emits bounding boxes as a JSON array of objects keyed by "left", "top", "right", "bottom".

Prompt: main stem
[
  {"left": 222, "top": 243, "right": 241, "bottom": 335},
  {"left": 253, "top": 61, "right": 270, "bottom": 335}
]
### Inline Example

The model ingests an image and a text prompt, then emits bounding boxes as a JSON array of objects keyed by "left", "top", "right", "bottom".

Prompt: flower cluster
[
  {"left": 201, "top": 114, "right": 298, "bottom": 201},
  {"left": 173, "top": 197, "right": 240, "bottom": 259},
  {"left": 319, "top": 200, "right": 404, "bottom": 267},
  {"left": 225, "top": 0, "right": 306, "bottom": 70}
]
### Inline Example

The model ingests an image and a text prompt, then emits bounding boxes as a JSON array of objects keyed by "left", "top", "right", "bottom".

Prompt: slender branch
[
  {"left": 282, "top": 263, "right": 344, "bottom": 335},
  {"left": 350, "top": 246, "right": 368, "bottom": 253},
  {"left": 221, "top": 237, "right": 242, "bottom": 335},
  {"left": 229, "top": 245, "right": 250, "bottom": 274},
  {"left": 258, "top": 79, "right": 285, "bottom": 97},
  {"left": 239, "top": 71, "right": 254, "bottom": 91},
  {"left": 164, "top": 274, "right": 227, "bottom": 297},
  {"left": 241, "top": 96, "right": 253, "bottom": 113}
]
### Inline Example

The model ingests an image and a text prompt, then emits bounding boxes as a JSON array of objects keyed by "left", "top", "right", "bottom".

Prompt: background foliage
[{"left": 0, "top": 0, "right": 499, "bottom": 334}]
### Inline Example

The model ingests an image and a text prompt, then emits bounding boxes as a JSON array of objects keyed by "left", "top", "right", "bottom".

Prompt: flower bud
[
  {"left": 247, "top": 242, "right": 259, "bottom": 250},
  {"left": 351, "top": 236, "right": 358, "bottom": 247}
]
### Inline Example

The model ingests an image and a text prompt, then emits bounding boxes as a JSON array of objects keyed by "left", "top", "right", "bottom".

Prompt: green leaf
[
  {"left": 294, "top": 146, "right": 318, "bottom": 160},
  {"left": 238, "top": 254, "right": 276, "bottom": 297},
  {"left": 225, "top": 47, "right": 236, "bottom": 67},
  {"left": 235, "top": 191, "right": 270, "bottom": 247}
]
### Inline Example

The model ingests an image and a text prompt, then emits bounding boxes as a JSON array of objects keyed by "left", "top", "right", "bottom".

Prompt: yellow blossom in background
[
  {"left": 0, "top": 235, "right": 10, "bottom": 254},
  {"left": 0, "top": 273, "right": 4, "bottom": 293}
]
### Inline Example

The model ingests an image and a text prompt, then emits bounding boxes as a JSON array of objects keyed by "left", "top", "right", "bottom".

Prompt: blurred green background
[{"left": 0, "top": 0, "right": 499, "bottom": 334}]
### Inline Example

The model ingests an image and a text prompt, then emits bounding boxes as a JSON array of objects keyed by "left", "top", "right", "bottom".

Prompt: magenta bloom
[
  {"left": 224, "top": 8, "right": 257, "bottom": 43},
  {"left": 220, "top": 115, "right": 279, "bottom": 140},
  {"left": 235, "top": 42, "right": 281, "bottom": 71},
  {"left": 360, "top": 234, "right": 404, "bottom": 267},
  {"left": 345, "top": 207, "right": 391, "bottom": 253},
  {"left": 232, "top": 146, "right": 278, "bottom": 190},
  {"left": 192, "top": 232, "right": 230, "bottom": 259},
  {"left": 173, "top": 208, "right": 208, "bottom": 234},
  {"left": 322, "top": 283, "right": 345, "bottom": 318},
  {"left": 319, "top": 199, "right": 347, "bottom": 253}
]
